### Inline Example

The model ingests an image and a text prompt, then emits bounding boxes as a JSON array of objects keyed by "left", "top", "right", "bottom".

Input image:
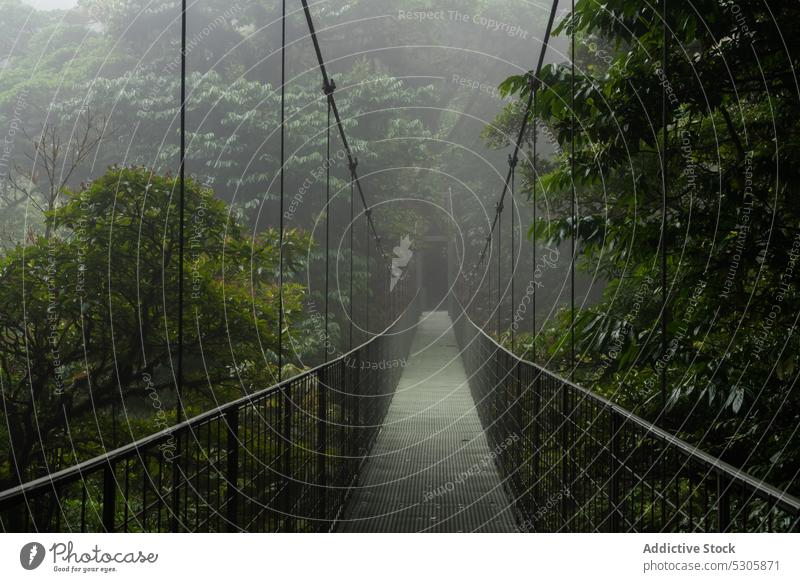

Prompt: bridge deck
[{"left": 338, "top": 311, "right": 517, "bottom": 532}]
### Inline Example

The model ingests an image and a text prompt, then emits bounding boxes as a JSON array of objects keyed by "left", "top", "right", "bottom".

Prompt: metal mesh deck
[{"left": 337, "top": 311, "right": 517, "bottom": 532}]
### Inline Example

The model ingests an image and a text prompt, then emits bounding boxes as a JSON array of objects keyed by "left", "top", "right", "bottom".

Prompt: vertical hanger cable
[
  {"left": 497, "top": 201, "right": 502, "bottom": 337},
  {"left": 570, "top": 0, "right": 576, "bottom": 378},
  {"left": 349, "top": 176, "right": 354, "bottom": 350},
  {"left": 510, "top": 155, "right": 517, "bottom": 351},
  {"left": 366, "top": 209, "right": 371, "bottom": 338},
  {"left": 278, "top": 0, "right": 286, "bottom": 381},
  {"left": 532, "top": 89, "right": 538, "bottom": 362},
  {"left": 278, "top": 0, "right": 291, "bottom": 532},
  {"left": 661, "top": 0, "right": 669, "bottom": 412},
  {"left": 324, "top": 80, "right": 334, "bottom": 362},
  {"left": 172, "top": 0, "right": 188, "bottom": 531},
  {"left": 177, "top": 0, "right": 187, "bottom": 423}
]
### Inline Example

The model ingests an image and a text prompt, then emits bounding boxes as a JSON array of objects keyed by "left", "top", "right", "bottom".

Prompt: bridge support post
[
  {"left": 559, "top": 383, "right": 571, "bottom": 532},
  {"left": 224, "top": 407, "right": 240, "bottom": 532},
  {"left": 170, "top": 433, "right": 181, "bottom": 532},
  {"left": 513, "top": 362, "right": 522, "bottom": 495},
  {"left": 317, "top": 369, "right": 328, "bottom": 526},
  {"left": 531, "top": 372, "right": 541, "bottom": 530},
  {"left": 608, "top": 412, "right": 620, "bottom": 532},
  {"left": 354, "top": 361, "right": 361, "bottom": 455},
  {"left": 102, "top": 461, "right": 116, "bottom": 533},
  {"left": 281, "top": 387, "right": 293, "bottom": 532},
  {"left": 717, "top": 473, "right": 731, "bottom": 532}
]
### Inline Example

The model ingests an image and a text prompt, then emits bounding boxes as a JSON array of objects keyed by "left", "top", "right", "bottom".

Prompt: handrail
[
  {"left": 451, "top": 292, "right": 800, "bottom": 529},
  {"left": 0, "top": 297, "right": 417, "bottom": 505},
  {"left": 0, "top": 279, "right": 421, "bottom": 532},
  {"left": 0, "top": 317, "right": 393, "bottom": 505},
  {"left": 459, "top": 305, "right": 800, "bottom": 513}
]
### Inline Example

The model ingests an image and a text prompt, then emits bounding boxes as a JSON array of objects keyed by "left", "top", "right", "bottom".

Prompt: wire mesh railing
[
  {"left": 450, "top": 295, "right": 800, "bottom": 532},
  {"left": 0, "top": 278, "right": 419, "bottom": 533}
]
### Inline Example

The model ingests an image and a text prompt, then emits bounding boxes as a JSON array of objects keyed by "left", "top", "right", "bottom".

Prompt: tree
[
  {"left": 7, "top": 109, "right": 108, "bottom": 239},
  {"left": 0, "top": 166, "right": 311, "bottom": 487}
]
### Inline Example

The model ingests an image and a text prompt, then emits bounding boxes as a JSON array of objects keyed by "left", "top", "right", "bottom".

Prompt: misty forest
[{"left": 0, "top": 0, "right": 798, "bottom": 533}]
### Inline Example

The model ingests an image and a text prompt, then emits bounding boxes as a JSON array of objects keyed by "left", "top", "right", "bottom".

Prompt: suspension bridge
[{"left": 1, "top": 1, "right": 799, "bottom": 533}]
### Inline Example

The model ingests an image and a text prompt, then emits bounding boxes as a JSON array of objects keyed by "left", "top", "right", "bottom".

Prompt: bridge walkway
[{"left": 338, "top": 311, "right": 518, "bottom": 532}]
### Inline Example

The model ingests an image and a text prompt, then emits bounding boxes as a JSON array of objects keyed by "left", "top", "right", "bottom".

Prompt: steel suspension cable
[
  {"left": 562, "top": 0, "right": 577, "bottom": 521},
  {"left": 324, "top": 81, "right": 334, "bottom": 363},
  {"left": 349, "top": 178, "right": 354, "bottom": 350},
  {"left": 319, "top": 78, "right": 333, "bottom": 511},
  {"left": 278, "top": 0, "right": 286, "bottom": 381},
  {"left": 299, "top": 0, "right": 390, "bottom": 272},
  {"left": 510, "top": 155, "right": 517, "bottom": 351},
  {"left": 278, "top": 0, "right": 295, "bottom": 532},
  {"left": 365, "top": 208, "right": 371, "bottom": 338},
  {"left": 659, "top": 0, "right": 670, "bottom": 522},
  {"left": 177, "top": 0, "right": 186, "bottom": 423},
  {"left": 172, "top": 0, "right": 187, "bottom": 532},
  {"left": 471, "top": 0, "right": 560, "bottom": 274},
  {"left": 384, "top": 257, "right": 388, "bottom": 329},
  {"left": 532, "top": 90, "right": 537, "bottom": 362},
  {"left": 498, "top": 201, "right": 502, "bottom": 337},
  {"left": 660, "top": 0, "right": 669, "bottom": 412},
  {"left": 570, "top": 0, "right": 576, "bottom": 378}
]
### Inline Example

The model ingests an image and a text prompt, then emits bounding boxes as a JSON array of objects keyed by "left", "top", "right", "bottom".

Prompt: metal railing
[
  {"left": 451, "top": 295, "right": 800, "bottom": 532},
  {"left": 0, "top": 280, "right": 420, "bottom": 533}
]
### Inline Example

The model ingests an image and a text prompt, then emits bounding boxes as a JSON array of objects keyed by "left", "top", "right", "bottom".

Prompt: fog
[{"left": 0, "top": 0, "right": 597, "bottom": 346}]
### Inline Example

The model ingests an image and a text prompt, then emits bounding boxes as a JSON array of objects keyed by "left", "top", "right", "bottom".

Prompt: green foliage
[
  {"left": 496, "top": 0, "right": 800, "bottom": 490},
  {"left": 0, "top": 166, "right": 311, "bottom": 487}
]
